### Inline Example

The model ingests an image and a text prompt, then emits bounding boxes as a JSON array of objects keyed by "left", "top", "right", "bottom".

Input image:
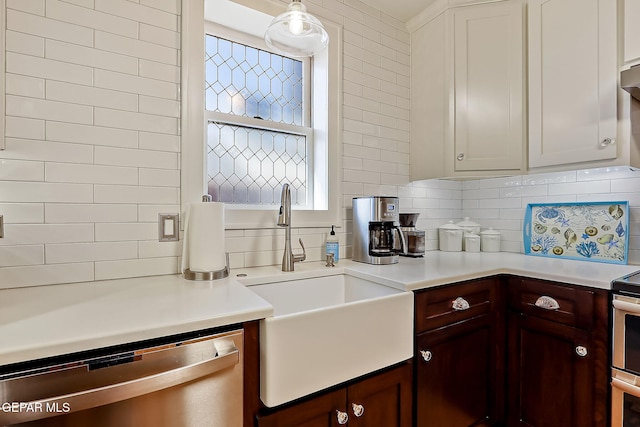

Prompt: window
[
  {"left": 181, "top": 0, "right": 341, "bottom": 228},
  {"left": 204, "top": 31, "right": 312, "bottom": 207}
]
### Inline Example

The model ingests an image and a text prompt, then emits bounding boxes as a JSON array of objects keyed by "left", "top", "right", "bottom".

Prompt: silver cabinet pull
[
  {"left": 534, "top": 295, "right": 560, "bottom": 310},
  {"left": 457, "top": 153, "right": 465, "bottom": 161},
  {"left": 600, "top": 137, "right": 615, "bottom": 147},
  {"left": 452, "top": 297, "right": 470, "bottom": 311},
  {"left": 576, "top": 346, "right": 588, "bottom": 357},
  {"left": 352, "top": 403, "right": 365, "bottom": 417},
  {"left": 420, "top": 350, "right": 432, "bottom": 362},
  {"left": 336, "top": 410, "right": 349, "bottom": 424}
]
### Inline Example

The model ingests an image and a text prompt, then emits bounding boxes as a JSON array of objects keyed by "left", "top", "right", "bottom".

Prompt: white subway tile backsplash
[
  {"left": 94, "top": 146, "right": 178, "bottom": 169},
  {"left": 46, "top": 122, "right": 138, "bottom": 148},
  {"left": 0, "top": 181, "right": 93, "bottom": 203},
  {"left": 3, "top": 138, "right": 94, "bottom": 163},
  {"left": 94, "top": 107, "right": 178, "bottom": 134},
  {"left": 0, "top": 203, "right": 44, "bottom": 224},
  {"left": 7, "top": 0, "right": 45, "bottom": 14},
  {"left": 0, "top": 224, "right": 94, "bottom": 245},
  {"left": 95, "top": 0, "right": 177, "bottom": 31},
  {"left": 139, "top": 240, "right": 181, "bottom": 258},
  {"left": 6, "top": 9, "right": 93, "bottom": 46},
  {"left": 0, "top": 159, "right": 44, "bottom": 181},
  {"left": 0, "top": 245, "right": 44, "bottom": 267},
  {"left": 5, "top": 74, "right": 45, "bottom": 98},
  {"left": 139, "top": 23, "right": 180, "bottom": 49},
  {"left": 46, "top": 241, "right": 138, "bottom": 263},
  {"left": 94, "top": 257, "right": 178, "bottom": 281},
  {"left": 5, "top": 30, "right": 44, "bottom": 57},
  {"left": 139, "top": 0, "right": 180, "bottom": 15},
  {"left": 46, "top": 0, "right": 138, "bottom": 38},
  {"left": 94, "top": 69, "right": 178, "bottom": 99},
  {"left": 94, "top": 185, "right": 179, "bottom": 204},
  {"left": 548, "top": 180, "right": 611, "bottom": 195},
  {"left": 47, "top": 81, "right": 138, "bottom": 111},
  {"left": 46, "top": 204, "right": 138, "bottom": 223},
  {"left": 95, "top": 31, "right": 178, "bottom": 66},
  {"left": 138, "top": 96, "right": 180, "bottom": 118},
  {"left": 0, "top": 263, "right": 94, "bottom": 289},
  {"left": 138, "top": 132, "right": 180, "bottom": 152},
  {"left": 45, "top": 163, "right": 138, "bottom": 185},
  {"left": 95, "top": 223, "right": 157, "bottom": 242},
  {"left": 7, "top": 52, "right": 93, "bottom": 85},
  {"left": 45, "top": 39, "right": 138, "bottom": 75},
  {"left": 139, "top": 168, "right": 180, "bottom": 187},
  {"left": 6, "top": 95, "right": 93, "bottom": 125}
]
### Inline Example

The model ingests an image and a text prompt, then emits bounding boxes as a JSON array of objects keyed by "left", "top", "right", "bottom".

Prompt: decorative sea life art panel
[{"left": 523, "top": 202, "right": 629, "bottom": 264}]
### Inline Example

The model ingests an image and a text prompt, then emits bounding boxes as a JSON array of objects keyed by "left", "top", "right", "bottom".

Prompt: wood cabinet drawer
[
  {"left": 507, "top": 277, "right": 595, "bottom": 330},
  {"left": 415, "top": 277, "right": 499, "bottom": 333}
]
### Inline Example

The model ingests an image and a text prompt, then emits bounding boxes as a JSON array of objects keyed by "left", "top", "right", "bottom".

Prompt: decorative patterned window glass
[
  {"left": 205, "top": 32, "right": 311, "bottom": 206},
  {"left": 207, "top": 122, "right": 307, "bottom": 205}
]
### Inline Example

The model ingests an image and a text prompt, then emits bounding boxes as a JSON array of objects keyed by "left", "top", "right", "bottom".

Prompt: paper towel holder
[{"left": 184, "top": 252, "right": 230, "bottom": 281}]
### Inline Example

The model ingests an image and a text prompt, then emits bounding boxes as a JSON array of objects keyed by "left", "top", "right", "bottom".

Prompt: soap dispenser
[{"left": 326, "top": 225, "right": 339, "bottom": 263}]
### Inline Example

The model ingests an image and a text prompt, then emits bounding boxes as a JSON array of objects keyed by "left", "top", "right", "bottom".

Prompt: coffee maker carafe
[{"left": 352, "top": 196, "right": 406, "bottom": 265}]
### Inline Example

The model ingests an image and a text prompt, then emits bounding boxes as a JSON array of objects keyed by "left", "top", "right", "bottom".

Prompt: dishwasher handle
[{"left": 0, "top": 346, "right": 239, "bottom": 425}]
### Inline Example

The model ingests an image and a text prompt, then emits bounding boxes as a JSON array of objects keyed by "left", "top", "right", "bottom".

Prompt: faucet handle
[{"left": 294, "top": 238, "right": 306, "bottom": 263}]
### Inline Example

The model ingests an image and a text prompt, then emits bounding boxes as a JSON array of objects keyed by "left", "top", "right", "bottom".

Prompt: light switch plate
[{"left": 158, "top": 214, "right": 179, "bottom": 241}]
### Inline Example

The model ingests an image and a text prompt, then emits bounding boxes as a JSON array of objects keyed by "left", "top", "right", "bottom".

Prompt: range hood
[{"left": 621, "top": 65, "right": 640, "bottom": 101}]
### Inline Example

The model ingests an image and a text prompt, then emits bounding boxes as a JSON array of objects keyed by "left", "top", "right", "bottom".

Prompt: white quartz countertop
[
  {"left": 1, "top": 252, "right": 638, "bottom": 367},
  {"left": 0, "top": 274, "right": 273, "bottom": 366}
]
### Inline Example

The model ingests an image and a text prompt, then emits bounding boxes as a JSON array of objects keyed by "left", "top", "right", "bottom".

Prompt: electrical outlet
[
  {"left": 0, "top": 215, "right": 3, "bottom": 238},
  {"left": 158, "top": 214, "right": 179, "bottom": 242}
]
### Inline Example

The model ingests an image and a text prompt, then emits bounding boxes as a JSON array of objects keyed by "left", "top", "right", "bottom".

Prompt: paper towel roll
[{"left": 182, "top": 201, "right": 226, "bottom": 273}]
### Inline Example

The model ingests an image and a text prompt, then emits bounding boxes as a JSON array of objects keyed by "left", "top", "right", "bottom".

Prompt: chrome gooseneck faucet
[{"left": 277, "top": 183, "right": 306, "bottom": 271}]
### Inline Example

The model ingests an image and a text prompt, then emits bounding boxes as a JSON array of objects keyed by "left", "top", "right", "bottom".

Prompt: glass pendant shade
[{"left": 264, "top": 0, "right": 329, "bottom": 57}]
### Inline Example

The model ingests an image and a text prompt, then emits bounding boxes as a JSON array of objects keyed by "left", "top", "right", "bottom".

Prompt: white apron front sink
[{"left": 246, "top": 272, "right": 413, "bottom": 407}]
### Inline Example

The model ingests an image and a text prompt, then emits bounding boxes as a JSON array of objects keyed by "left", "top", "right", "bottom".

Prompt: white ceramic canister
[
  {"left": 480, "top": 227, "right": 501, "bottom": 252},
  {"left": 438, "top": 221, "right": 463, "bottom": 252},
  {"left": 464, "top": 233, "right": 481, "bottom": 253},
  {"left": 456, "top": 217, "right": 481, "bottom": 235}
]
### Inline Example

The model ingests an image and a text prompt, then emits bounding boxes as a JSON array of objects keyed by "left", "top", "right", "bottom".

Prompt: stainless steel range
[{"left": 611, "top": 271, "right": 640, "bottom": 427}]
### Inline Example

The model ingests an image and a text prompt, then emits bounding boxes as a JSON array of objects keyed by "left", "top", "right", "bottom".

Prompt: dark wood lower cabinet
[
  {"left": 414, "top": 275, "right": 609, "bottom": 427},
  {"left": 256, "top": 362, "right": 412, "bottom": 427},
  {"left": 507, "top": 313, "right": 595, "bottom": 427},
  {"left": 416, "top": 314, "right": 496, "bottom": 427}
]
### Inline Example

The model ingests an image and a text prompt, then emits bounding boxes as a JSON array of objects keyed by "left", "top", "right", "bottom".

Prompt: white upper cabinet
[
  {"left": 410, "top": 13, "right": 447, "bottom": 180},
  {"left": 451, "top": 1, "right": 524, "bottom": 173},
  {"left": 410, "top": 0, "right": 525, "bottom": 180},
  {"left": 527, "top": 0, "right": 617, "bottom": 168},
  {"left": 624, "top": 0, "right": 640, "bottom": 64}
]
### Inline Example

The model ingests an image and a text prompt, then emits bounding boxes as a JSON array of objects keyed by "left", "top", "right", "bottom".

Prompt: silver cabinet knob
[
  {"left": 352, "top": 403, "right": 365, "bottom": 417},
  {"left": 457, "top": 153, "right": 465, "bottom": 161},
  {"left": 336, "top": 410, "right": 348, "bottom": 425},
  {"left": 600, "top": 138, "right": 615, "bottom": 147},
  {"left": 576, "top": 346, "right": 588, "bottom": 357},
  {"left": 452, "top": 297, "right": 470, "bottom": 311},
  {"left": 421, "top": 350, "right": 432, "bottom": 362}
]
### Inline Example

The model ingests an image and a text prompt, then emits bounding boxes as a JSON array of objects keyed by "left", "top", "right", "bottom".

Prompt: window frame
[
  {"left": 204, "top": 24, "right": 315, "bottom": 209},
  {"left": 181, "top": 0, "right": 342, "bottom": 229}
]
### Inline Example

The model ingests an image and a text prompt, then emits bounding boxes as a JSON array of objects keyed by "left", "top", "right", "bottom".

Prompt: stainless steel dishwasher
[{"left": 0, "top": 328, "right": 243, "bottom": 427}]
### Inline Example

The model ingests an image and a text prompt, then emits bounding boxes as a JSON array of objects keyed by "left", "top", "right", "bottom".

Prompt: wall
[
  {"left": 2, "top": 0, "right": 449, "bottom": 288},
  {"left": 1, "top": 1, "right": 635, "bottom": 290},
  {"left": 0, "top": 0, "right": 182, "bottom": 288},
  {"left": 461, "top": 166, "right": 640, "bottom": 265}
]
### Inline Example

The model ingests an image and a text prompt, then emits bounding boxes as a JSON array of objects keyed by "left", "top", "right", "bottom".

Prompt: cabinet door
[
  {"left": 410, "top": 13, "right": 447, "bottom": 181},
  {"left": 451, "top": 1, "right": 524, "bottom": 172},
  {"left": 416, "top": 314, "right": 501, "bottom": 427},
  {"left": 347, "top": 363, "right": 412, "bottom": 427},
  {"left": 507, "top": 313, "right": 596, "bottom": 427},
  {"left": 528, "top": 0, "right": 617, "bottom": 168},
  {"left": 256, "top": 389, "right": 347, "bottom": 427},
  {"left": 624, "top": 0, "right": 640, "bottom": 64}
]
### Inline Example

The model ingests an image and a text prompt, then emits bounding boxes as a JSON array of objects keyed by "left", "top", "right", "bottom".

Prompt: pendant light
[{"left": 264, "top": 0, "right": 329, "bottom": 57}]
